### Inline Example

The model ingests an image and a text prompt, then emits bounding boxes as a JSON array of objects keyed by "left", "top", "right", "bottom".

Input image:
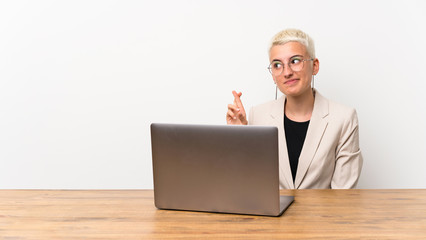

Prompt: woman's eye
[
  {"left": 273, "top": 62, "right": 282, "bottom": 69},
  {"left": 291, "top": 58, "right": 301, "bottom": 64}
]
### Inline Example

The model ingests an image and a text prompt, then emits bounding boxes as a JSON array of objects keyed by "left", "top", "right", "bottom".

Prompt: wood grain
[{"left": 0, "top": 189, "right": 425, "bottom": 239}]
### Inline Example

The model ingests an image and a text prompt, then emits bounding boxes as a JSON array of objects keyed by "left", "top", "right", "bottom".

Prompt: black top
[{"left": 284, "top": 114, "right": 310, "bottom": 183}]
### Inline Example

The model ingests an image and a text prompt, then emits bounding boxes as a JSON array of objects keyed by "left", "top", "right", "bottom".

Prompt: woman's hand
[{"left": 226, "top": 91, "right": 248, "bottom": 125}]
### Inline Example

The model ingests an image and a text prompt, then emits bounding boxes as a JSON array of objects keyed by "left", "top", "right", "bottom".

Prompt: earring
[
  {"left": 273, "top": 80, "right": 277, "bottom": 100},
  {"left": 312, "top": 75, "right": 315, "bottom": 89},
  {"left": 275, "top": 85, "right": 277, "bottom": 100}
]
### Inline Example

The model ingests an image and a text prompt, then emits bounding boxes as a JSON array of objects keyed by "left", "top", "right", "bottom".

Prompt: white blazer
[{"left": 248, "top": 89, "right": 363, "bottom": 189}]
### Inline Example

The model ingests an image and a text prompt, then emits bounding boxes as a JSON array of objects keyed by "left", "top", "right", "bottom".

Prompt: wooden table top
[{"left": 0, "top": 189, "right": 425, "bottom": 239}]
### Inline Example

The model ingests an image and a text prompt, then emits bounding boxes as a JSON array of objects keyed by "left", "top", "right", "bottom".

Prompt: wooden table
[{"left": 0, "top": 189, "right": 425, "bottom": 239}]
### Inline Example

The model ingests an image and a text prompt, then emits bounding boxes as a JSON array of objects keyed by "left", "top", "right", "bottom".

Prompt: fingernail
[
  {"left": 233, "top": 117, "right": 236, "bottom": 120},
  {"left": 236, "top": 108, "right": 240, "bottom": 111}
]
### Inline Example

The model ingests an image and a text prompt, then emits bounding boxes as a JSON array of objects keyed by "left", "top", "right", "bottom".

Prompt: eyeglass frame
[{"left": 267, "top": 56, "right": 314, "bottom": 76}]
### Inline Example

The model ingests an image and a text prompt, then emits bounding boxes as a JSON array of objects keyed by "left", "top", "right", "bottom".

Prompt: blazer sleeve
[{"left": 331, "top": 109, "right": 363, "bottom": 189}]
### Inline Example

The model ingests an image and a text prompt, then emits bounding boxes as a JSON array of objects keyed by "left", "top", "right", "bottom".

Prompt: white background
[{"left": 1, "top": 0, "right": 425, "bottom": 189}]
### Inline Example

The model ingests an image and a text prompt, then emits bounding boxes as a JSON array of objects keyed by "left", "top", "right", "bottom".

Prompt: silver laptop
[{"left": 150, "top": 123, "right": 294, "bottom": 217}]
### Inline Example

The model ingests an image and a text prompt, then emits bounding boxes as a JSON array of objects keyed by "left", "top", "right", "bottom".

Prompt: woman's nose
[{"left": 282, "top": 65, "right": 294, "bottom": 78}]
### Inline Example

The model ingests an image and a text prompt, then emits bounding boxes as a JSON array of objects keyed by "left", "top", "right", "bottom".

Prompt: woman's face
[{"left": 269, "top": 42, "right": 319, "bottom": 98}]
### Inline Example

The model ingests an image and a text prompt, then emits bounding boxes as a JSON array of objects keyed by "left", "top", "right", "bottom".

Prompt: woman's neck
[{"left": 285, "top": 89, "right": 315, "bottom": 122}]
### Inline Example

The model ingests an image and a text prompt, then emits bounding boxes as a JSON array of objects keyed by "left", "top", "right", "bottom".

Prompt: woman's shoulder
[
  {"left": 316, "top": 90, "right": 355, "bottom": 113},
  {"left": 329, "top": 98, "right": 356, "bottom": 115},
  {"left": 249, "top": 96, "right": 285, "bottom": 125},
  {"left": 316, "top": 91, "right": 359, "bottom": 125}
]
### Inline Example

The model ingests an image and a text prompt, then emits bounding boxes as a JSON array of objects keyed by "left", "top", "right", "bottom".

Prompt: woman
[{"left": 226, "top": 29, "right": 363, "bottom": 189}]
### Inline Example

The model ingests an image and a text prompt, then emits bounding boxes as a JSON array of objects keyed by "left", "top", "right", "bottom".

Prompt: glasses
[{"left": 268, "top": 56, "right": 313, "bottom": 76}]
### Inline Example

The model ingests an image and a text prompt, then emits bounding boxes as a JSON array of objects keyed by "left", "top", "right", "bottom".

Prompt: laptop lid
[{"left": 150, "top": 123, "right": 293, "bottom": 216}]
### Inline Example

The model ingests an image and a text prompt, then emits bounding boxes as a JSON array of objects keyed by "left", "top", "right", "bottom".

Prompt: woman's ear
[{"left": 313, "top": 58, "right": 320, "bottom": 75}]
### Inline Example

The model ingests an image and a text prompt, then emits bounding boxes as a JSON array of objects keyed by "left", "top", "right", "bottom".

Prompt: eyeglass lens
[{"left": 268, "top": 57, "right": 307, "bottom": 76}]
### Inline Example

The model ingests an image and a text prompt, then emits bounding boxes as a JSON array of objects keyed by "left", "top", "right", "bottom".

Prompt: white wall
[{"left": 1, "top": 0, "right": 425, "bottom": 189}]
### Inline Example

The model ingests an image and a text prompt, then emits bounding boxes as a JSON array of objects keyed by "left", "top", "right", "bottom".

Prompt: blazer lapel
[
  {"left": 294, "top": 90, "right": 329, "bottom": 189},
  {"left": 270, "top": 96, "right": 294, "bottom": 189}
]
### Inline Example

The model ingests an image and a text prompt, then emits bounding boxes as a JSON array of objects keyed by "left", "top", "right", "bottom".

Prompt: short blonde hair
[{"left": 269, "top": 29, "right": 316, "bottom": 59}]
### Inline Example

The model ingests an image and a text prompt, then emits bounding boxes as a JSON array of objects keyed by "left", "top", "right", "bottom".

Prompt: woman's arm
[{"left": 331, "top": 109, "right": 363, "bottom": 189}]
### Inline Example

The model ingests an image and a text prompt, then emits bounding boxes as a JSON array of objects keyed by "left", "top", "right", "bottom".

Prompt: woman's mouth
[{"left": 285, "top": 79, "right": 299, "bottom": 85}]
